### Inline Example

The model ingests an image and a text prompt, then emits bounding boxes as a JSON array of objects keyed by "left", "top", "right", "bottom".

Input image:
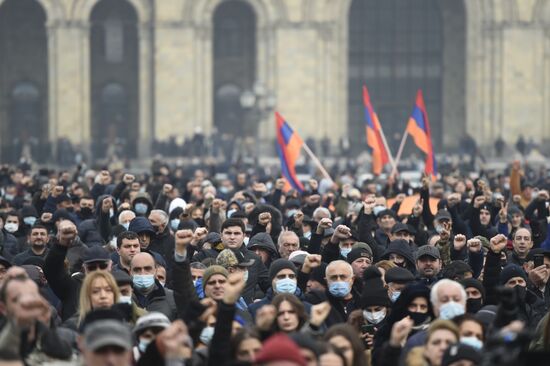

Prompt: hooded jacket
[
  {"left": 247, "top": 232, "right": 279, "bottom": 264},
  {"left": 77, "top": 194, "right": 116, "bottom": 247},
  {"left": 381, "top": 239, "right": 416, "bottom": 274}
]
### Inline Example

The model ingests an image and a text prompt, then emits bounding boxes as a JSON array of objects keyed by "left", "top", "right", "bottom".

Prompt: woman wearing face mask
[
  {"left": 132, "top": 312, "right": 170, "bottom": 361},
  {"left": 63, "top": 270, "right": 120, "bottom": 330},
  {"left": 452, "top": 314, "right": 485, "bottom": 350},
  {"left": 373, "top": 283, "right": 434, "bottom": 365},
  {"left": 351, "top": 267, "right": 391, "bottom": 350}
]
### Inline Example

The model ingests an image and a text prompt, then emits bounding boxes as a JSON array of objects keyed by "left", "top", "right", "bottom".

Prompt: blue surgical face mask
[
  {"left": 460, "top": 336, "right": 483, "bottom": 350},
  {"left": 23, "top": 217, "right": 37, "bottom": 226},
  {"left": 390, "top": 290, "right": 401, "bottom": 303},
  {"left": 373, "top": 206, "right": 385, "bottom": 216},
  {"left": 200, "top": 326, "right": 215, "bottom": 345},
  {"left": 122, "top": 222, "right": 130, "bottom": 230},
  {"left": 227, "top": 209, "right": 236, "bottom": 218},
  {"left": 243, "top": 270, "right": 249, "bottom": 283},
  {"left": 286, "top": 209, "right": 298, "bottom": 218},
  {"left": 329, "top": 281, "right": 351, "bottom": 298},
  {"left": 304, "top": 231, "right": 312, "bottom": 240},
  {"left": 135, "top": 203, "right": 148, "bottom": 214},
  {"left": 435, "top": 225, "right": 444, "bottom": 234},
  {"left": 275, "top": 278, "right": 297, "bottom": 294},
  {"left": 439, "top": 301, "right": 465, "bottom": 320},
  {"left": 170, "top": 219, "right": 180, "bottom": 231},
  {"left": 363, "top": 309, "right": 386, "bottom": 325},
  {"left": 340, "top": 247, "right": 352, "bottom": 258},
  {"left": 133, "top": 274, "right": 155, "bottom": 290},
  {"left": 138, "top": 339, "right": 150, "bottom": 353}
]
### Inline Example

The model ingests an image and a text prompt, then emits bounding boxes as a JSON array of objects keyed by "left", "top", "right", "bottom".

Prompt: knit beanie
[
  {"left": 499, "top": 264, "right": 526, "bottom": 285},
  {"left": 460, "top": 278, "right": 486, "bottom": 300},
  {"left": 255, "top": 333, "right": 307, "bottom": 366},
  {"left": 361, "top": 267, "right": 391, "bottom": 308},
  {"left": 202, "top": 265, "right": 228, "bottom": 285},
  {"left": 269, "top": 259, "right": 297, "bottom": 282}
]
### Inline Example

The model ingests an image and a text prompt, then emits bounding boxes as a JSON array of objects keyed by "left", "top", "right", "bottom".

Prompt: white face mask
[
  {"left": 363, "top": 309, "right": 386, "bottom": 324},
  {"left": 119, "top": 295, "right": 132, "bottom": 304},
  {"left": 200, "top": 326, "right": 215, "bottom": 345},
  {"left": 4, "top": 223, "right": 18, "bottom": 233}
]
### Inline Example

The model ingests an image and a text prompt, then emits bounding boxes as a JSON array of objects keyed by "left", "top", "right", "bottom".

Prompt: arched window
[
  {"left": 348, "top": 0, "right": 444, "bottom": 153},
  {"left": 91, "top": 0, "right": 138, "bottom": 159},
  {"left": 213, "top": 0, "right": 256, "bottom": 136},
  {"left": 0, "top": 0, "right": 47, "bottom": 163}
]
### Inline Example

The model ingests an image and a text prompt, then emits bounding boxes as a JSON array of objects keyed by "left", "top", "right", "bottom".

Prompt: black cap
[
  {"left": 347, "top": 247, "right": 372, "bottom": 264},
  {"left": 269, "top": 259, "right": 297, "bottom": 282},
  {"left": 434, "top": 209, "right": 452, "bottom": 222},
  {"left": 415, "top": 245, "right": 441, "bottom": 260},
  {"left": 376, "top": 209, "right": 397, "bottom": 219},
  {"left": 385, "top": 267, "right": 415, "bottom": 284},
  {"left": 441, "top": 343, "right": 481, "bottom": 366},
  {"left": 391, "top": 222, "right": 415, "bottom": 235},
  {"left": 112, "top": 270, "right": 133, "bottom": 286},
  {"left": 83, "top": 246, "right": 111, "bottom": 264},
  {"left": 526, "top": 248, "right": 550, "bottom": 261}
]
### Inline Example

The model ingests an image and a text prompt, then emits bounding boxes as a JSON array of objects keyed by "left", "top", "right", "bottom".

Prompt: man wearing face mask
[
  {"left": 148, "top": 209, "right": 175, "bottom": 265},
  {"left": 78, "top": 195, "right": 117, "bottom": 247},
  {"left": 248, "top": 259, "right": 311, "bottom": 319},
  {"left": 460, "top": 278, "right": 485, "bottom": 314},
  {"left": 0, "top": 215, "right": 18, "bottom": 262},
  {"left": 132, "top": 192, "right": 154, "bottom": 217},
  {"left": 499, "top": 264, "right": 546, "bottom": 328},
  {"left": 398, "top": 279, "right": 467, "bottom": 357},
  {"left": 306, "top": 260, "right": 359, "bottom": 327},
  {"left": 132, "top": 312, "right": 171, "bottom": 361},
  {"left": 130, "top": 252, "right": 177, "bottom": 320},
  {"left": 75, "top": 196, "right": 95, "bottom": 224}
]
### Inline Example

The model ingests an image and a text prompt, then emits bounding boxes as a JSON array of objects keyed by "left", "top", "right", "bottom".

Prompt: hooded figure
[
  {"left": 247, "top": 232, "right": 279, "bottom": 266},
  {"left": 78, "top": 195, "right": 117, "bottom": 247},
  {"left": 381, "top": 239, "right": 416, "bottom": 274},
  {"left": 132, "top": 192, "right": 154, "bottom": 217}
]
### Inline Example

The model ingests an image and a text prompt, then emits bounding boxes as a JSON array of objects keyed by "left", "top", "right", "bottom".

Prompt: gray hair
[
  {"left": 325, "top": 260, "right": 353, "bottom": 278},
  {"left": 430, "top": 279, "right": 467, "bottom": 307},
  {"left": 277, "top": 230, "right": 299, "bottom": 247},
  {"left": 150, "top": 209, "right": 169, "bottom": 225},
  {"left": 313, "top": 207, "right": 330, "bottom": 221}
]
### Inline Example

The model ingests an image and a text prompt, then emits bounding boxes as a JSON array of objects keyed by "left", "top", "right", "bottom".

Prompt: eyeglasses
[{"left": 85, "top": 262, "right": 109, "bottom": 271}]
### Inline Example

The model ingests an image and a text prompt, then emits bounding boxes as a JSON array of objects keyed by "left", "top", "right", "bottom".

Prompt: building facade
[{"left": 0, "top": 0, "right": 549, "bottom": 161}]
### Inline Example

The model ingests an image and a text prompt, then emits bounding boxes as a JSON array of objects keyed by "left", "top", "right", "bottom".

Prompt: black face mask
[
  {"left": 80, "top": 207, "right": 93, "bottom": 218},
  {"left": 466, "top": 298, "right": 483, "bottom": 314},
  {"left": 515, "top": 285, "right": 526, "bottom": 302},
  {"left": 407, "top": 311, "right": 430, "bottom": 326},
  {"left": 194, "top": 218, "right": 206, "bottom": 227}
]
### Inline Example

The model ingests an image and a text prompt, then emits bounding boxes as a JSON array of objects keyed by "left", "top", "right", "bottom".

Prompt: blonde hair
[{"left": 78, "top": 270, "right": 120, "bottom": 324}]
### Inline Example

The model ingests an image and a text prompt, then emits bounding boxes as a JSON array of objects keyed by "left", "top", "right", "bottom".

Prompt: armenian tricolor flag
[
  {"left": 363, "top": 86, "right": 390, "bottom": 175},
  {"left": 406, "top": 90, "right": 437, "bottom": 180},
  {"left": 275, "top": 112, "right": 305, "bottom": 192}
]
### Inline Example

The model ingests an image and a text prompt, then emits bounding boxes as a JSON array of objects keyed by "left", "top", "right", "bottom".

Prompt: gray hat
[
  {"left": 434, "top": 209, "right": 452, "bottom": 222},
  {"left": 415, "top": 245, "right": 441, "bottom": 260},
  {"left": 133, "top": 312, "right": 170, "bottom": 335},
  {"left": 84, "top": 320, "right": 132, "bottom": 352}
]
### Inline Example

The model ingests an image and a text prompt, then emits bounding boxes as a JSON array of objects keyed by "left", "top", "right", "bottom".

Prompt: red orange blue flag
[
  {"left": 363, "top": 86, "right": 390, "bottom": 175},
  {"left": 275, "top": 112, "right": 305, "bottom": 192},
  {"left": 405, "top": 90, "right": 437, "bottom": 180}
]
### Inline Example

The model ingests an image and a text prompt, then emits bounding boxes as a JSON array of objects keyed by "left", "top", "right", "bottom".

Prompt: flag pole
[
  {"left": 302, "top": 142, "right": 333, "bottom": 183},
  {"left": 377, "top": 124, "right": 398, "bottom": 174},
  {"left": 390, "top": 131, "right": 409, "bottom": 177}
]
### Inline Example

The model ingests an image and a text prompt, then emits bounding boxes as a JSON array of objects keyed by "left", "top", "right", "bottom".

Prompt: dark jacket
[
  {"left": 306, "top": 287, "right": 360, "bottom": 327},
  {"left": 13, "top": 247, "right": 48, "bottom": 266},
  {"left": 237, "top": 245, "right": 270, "bottom": 304},
  {"left": 43, "top": 241, "right": 81, "bottom": 321},
  {"left": 133, "top": 279, "right": 177, "bottom": 320},
  {"left": 246, "top": 232, "right": 279, "bottom": 265},
  {"left": 381, "top": 239, "right": 416, "bottom": 274},
  {"left": 148, "top": 226, "right": 175, "bottom": 266},
  {"left": 0, "top": 230, "right": 18, "bottom": 262},
  {"left": 77, "top": 195, "right": 116, "bottom": 247}
]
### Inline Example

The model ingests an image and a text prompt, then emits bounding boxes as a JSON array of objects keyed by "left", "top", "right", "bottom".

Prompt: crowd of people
[{"left": 0, "top": 159, "right": 550, "bottom": 366}]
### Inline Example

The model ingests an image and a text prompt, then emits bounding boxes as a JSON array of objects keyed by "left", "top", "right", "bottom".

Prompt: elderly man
[
  {"left": 306, "top": 259, "right": 360, "bottom": 326},
  {"left": 148, "top": 209, "right": 175, "bottom": 264},
  {"left": 277, "top": 231, "right": 300, "bottom": 260},
  {"left": 402, "top": 279, "right": 467, "bottom": 353}
]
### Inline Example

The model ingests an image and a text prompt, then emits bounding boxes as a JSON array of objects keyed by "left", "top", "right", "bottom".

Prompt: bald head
[{"left": 130, "top": 252, "right": 156, "bottom": 276}]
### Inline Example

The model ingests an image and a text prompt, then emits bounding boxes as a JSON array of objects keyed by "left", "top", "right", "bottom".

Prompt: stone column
[
  {"left": 46, "top": 20, "right": 91, "bottom": 159},
  {"left": 137, "top": 22, "right": 153, "bottom": 159}
]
